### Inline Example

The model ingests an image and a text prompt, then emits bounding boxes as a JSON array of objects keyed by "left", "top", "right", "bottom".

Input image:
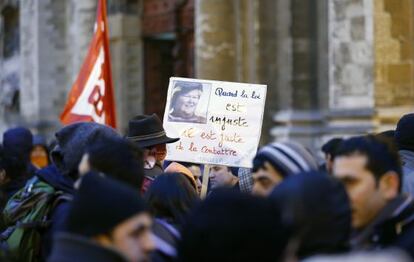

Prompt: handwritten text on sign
[{"left": 163, "top": 77, "right": 266, "bottom": 168}]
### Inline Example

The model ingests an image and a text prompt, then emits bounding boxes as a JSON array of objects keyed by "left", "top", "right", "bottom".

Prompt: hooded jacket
[
  {"left": 50, "top": 122, "right": 119, "bottom": 179},
  {"left": 44, "top": 122, "right": 120, "bottom": 259}
]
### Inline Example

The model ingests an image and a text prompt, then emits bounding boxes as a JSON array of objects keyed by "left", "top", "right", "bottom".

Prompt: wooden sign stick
[{"left": 200, "top": 164, "right": 210, "bottom": 199}]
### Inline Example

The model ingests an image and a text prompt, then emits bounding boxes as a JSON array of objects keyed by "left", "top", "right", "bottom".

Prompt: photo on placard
[{"left": 168, "top": 80, "right": 211, "bottom": 124}]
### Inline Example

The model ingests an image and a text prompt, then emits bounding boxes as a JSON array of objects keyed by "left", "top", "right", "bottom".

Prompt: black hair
[
  {"left": 269, "top": 171, "right": 351, "bottom": 259},
  {"left": 335, "top": 135, "right": 402, "bottom": 191},
  {"left": 145, "top": 172, "right": 198, "bottom": 225},
  {"left": 85, "top": 137, "right": 144, "bottom": 189},
  {"left": 178, "top": 190, "right": 291, "bottom": 262},
  {"left": 321, "top": 138, "right": 343, "bottom": 160},
  {"left": 0, "top": 145, "right": 26, "bottom": 180},
  {"left": 375, "top": 130, "right": 396, "bottom": 147}
]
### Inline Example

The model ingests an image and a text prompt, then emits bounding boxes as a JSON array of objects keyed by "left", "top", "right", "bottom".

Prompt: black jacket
[
  {"left": 48, "top": 232, "right": 128, "bottom": 262},
  {"left": 352, "top": 195, "right": 414, "bottom": 259}
]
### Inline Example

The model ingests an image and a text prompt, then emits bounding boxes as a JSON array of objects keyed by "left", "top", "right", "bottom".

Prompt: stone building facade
[{"left": 0, "top": 0, "right": 413, "bottom": 155}]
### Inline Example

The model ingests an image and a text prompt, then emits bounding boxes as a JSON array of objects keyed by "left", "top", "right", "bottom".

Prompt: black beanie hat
[
  {"left": 395, "top": 113, "right": 414, "bottom": 151},
  {"left": 3, "top": 127, "right": 33, "bottom": 162},
  {"left": 65, "top": 172, "right": 148, "bottom": 237}
]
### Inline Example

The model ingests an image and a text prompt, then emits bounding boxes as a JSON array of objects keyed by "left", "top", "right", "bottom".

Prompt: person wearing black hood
[
  {"left": 38, "top": 122, "right": 121, "bottom": 257},
  {"left": 269, "top": 171, "right": 351, "bottom": 260}
]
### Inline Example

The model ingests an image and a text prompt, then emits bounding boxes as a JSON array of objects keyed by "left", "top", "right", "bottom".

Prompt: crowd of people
[{"left": 0, "top": 112, "right": 414, "bottom": 262}]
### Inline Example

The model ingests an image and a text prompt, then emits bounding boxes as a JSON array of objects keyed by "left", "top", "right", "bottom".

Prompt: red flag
[{"left": 60, "top": 0, "right": 116, "bottom": 128}]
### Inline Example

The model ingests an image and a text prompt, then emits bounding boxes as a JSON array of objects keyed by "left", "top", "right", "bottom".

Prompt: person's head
[
  {"left": 30, "top": 135, "right": 50, "bottom": 169},
  {"left": 252, "top": 141, "right": 318, "bottom": 197},
  {"left": 321, "top": 138, "right": 343, "bottom": 174},
  {"left": 51, "top": 122, "right": 120, "bottom": 179},
  {"left": 270, "top": 171, "right": 351, "bottom": 259},
  {"left": 78, "top": 137, "right": 144, "bottom": 189},
  {"left": 209, "top": 165, "right": 238, "bottom": 189},
  {"left": 0, "top": 145, "right": 26, "bottom": 185},
  {"left": 178, "top": 190, "right": 291, "bottom": 262},
  {"left": 164, "top": 162, "right": 199, "bottom": 195},
  {"left": 3, "top": 127, "right": 33, "bottom": 164},
  {"left": 126, "top": 114, "right": 179, "bottom": 166},
  {"left": 64, "top": 172, "right": 154, "bottom": 262},
  {"left": 145, "top": 173, "right": 198, "bottom": 225},
  {"left": 170, "top": 81, "right": 203, "bottom": 119},
  {"left": 333, "top": 135, "right": 401, "bottom": 230},
  {"left": 395, "top": 113, "right": 414, "bottom": 151},
  {"left": 180, "top": 162, "right": 202, "bottom": 194}
]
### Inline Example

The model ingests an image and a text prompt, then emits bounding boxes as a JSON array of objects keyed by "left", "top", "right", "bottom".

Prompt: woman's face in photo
[{"left": 175, "top": 89, "right": 202, "bottom": 118}]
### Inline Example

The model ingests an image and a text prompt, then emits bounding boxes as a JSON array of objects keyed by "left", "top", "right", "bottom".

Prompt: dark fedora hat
[{"left": 126, "top": 114, "right": 179, "bottom": 148}]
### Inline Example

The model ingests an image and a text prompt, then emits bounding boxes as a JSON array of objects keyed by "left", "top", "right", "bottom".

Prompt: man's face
[
  {"left": 209, "top": 165, "right": 234, "bottom": 189},
  {"left": 252, "top": 162, "right": 283, "bottom": 197},
  {"left": 175, "top": 89, "right": 201, "bottom": 118},
  {"left": 143, "top": 144, "right": 167, "bottom": 169},
  {"left": 110, "top": 213, "right": 155, "bottom": 262},
  {"left": 333, "top": 155, "right": 388, "bottom": 230},
  {"left": 30, "top": 145, "right": 49, "bottom": 169},
  {"left": 188, "top": 165, "right": 202, "bottom": 195}
]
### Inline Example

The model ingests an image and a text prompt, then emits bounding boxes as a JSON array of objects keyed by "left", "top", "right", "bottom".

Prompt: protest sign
[{"left": 163, "top": 77, "right": 266, "bottom": 168}]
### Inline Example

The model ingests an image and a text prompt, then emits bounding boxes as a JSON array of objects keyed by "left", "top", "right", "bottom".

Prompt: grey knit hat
[{"left": 252, "top": 141, "right": 318, "bottom": 177}]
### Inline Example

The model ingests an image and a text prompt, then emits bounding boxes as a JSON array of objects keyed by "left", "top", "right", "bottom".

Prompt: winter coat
[
  {"left": 50, "top": 122, "right": 119, "bottom": 179},
  {"left": 151, "top": 218, "right": 181, "bottom": 262},
  {"left": 36, "top": 165, "right": 75, "bottom": 260},
  {"left": 48, "top": 232, "right": 128, "bottom": 262},
  {"left": 141, "top": 163, "right": 163, "bottom": 194},
  {"left": 400, "top": 150, "right": 414, "bottom": 196},
  {"left": 351, "top": 195, "right": 414, "bottom": 259},
  {"left": 0, "top": 177, "right": 26, "bottom": 212}
]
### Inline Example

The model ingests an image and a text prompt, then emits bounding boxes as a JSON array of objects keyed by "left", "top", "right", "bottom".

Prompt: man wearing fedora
[{"left": 126, "top": 114, "right": 179, "bottom": 192}]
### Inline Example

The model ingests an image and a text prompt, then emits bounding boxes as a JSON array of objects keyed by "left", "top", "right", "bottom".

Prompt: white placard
[{"left": 163, "top": 77, "right": 266, "bottom": 168}]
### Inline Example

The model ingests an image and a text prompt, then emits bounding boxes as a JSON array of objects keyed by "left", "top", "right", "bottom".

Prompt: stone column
[
  {"left": 195, "top": 0, "right": 237, "bottom": 81},
  {"left": 66, "top": 0, "right": 97, "bottom": 83},
  {"left": 20, "top": 0, "right": 69, "bottom": 136},
  {"left": 324, "top": 0, "right": 376, "bottom": 141},
  {"left": 270, "top": 0, "right": 324, "bottom": 154},
  {"left": 108, "top": 6, "right": 143, "bottom": 133}
]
